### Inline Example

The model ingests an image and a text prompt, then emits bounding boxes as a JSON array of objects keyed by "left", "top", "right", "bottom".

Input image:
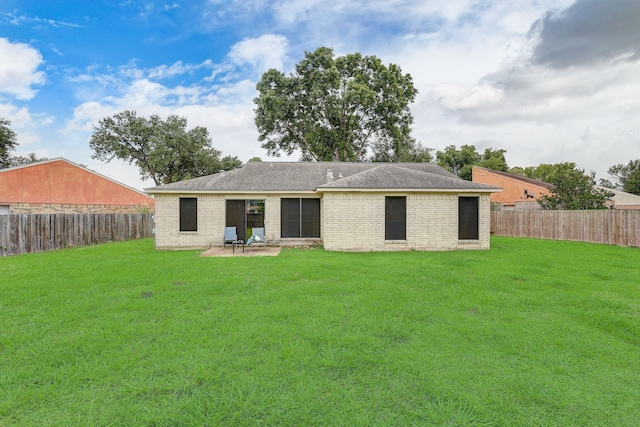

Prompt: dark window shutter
[
  {"left": 459, "top": 197, "right": 479, "bottom": 239},
  {"left": 385, "top": 196, "right": 406, "bottom": 240},
  {"left": 281, "top": 198, "right": 301, "bottom": 238},
  {"left": 301, "top": 198, "right": 321, "bottom": 238},
  {"left": 179, "top": 198, "right": 197, "bottom": 232}
]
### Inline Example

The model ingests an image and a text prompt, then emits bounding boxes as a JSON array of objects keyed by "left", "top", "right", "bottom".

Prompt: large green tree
[
  {"left": 604, "top": 160, "right": 640, "bottom": 195},
  {"left": 370, "top": 138, "right": 433, "bottom": 162},
  {"left": 435, "top": 145, "right": 508, "bottom": 180},
  {"left": 0, "top": 118, "right": 18, "bottom": 169},
  {"left": 90, "top": 110, "right": 242, "bottom": 185},
  {"left": 522, "top": 162, "right": 577, "bottom": 183},
  {"left": 8, "top": 152, "right": 49, "bottom": 167},
  {"left": 535, "top": 163, "right": 609, "bottom": 210},
  {"left": 254, "top": 47, "right": 418, "bottom": 162},
  {"left": 479, "top": 148, "right": 508, "bottom": 172}
]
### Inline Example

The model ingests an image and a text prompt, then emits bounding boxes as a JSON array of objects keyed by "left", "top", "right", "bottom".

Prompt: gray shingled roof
[
  {"left": 318, "top": 165, "right": 498, "bottom": 191},
  {"left": 145, "top": 161, "right": 501, "bottom": 193}
]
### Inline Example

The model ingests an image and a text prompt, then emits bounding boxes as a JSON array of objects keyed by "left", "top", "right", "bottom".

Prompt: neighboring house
[
  {"left": 472, "top": 166, "right": 553, "bottom": 210},
  {"left": 146, "top": 162, "right": 501, "bottom": 252},
  {"left": 0, "top": 158, "right": 155, "bottom": 214},
  {"left": 594, "top": 186, "right": 640, "bottom": 209}
]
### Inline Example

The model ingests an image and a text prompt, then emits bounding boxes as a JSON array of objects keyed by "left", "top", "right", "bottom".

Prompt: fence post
[{"left": 0, "top": 215, "right": 8, "bottom": 256}]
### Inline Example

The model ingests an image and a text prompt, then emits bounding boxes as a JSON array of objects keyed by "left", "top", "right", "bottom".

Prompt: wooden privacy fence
[
  {"left": 0, "top": 213, "right": 154, "bottom": 256},
  {"left": 491, "top": 210, "right": 640, "bottom": 247}
]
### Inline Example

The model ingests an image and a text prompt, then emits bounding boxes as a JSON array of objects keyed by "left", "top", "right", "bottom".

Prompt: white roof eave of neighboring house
[{"left": 594, "top": 185, "right": 640, "bottom": 206}]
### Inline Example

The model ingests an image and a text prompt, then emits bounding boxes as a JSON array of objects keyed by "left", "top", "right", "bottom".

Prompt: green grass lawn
[{"left": 1, "top": 237, "right": 639, "bottom": 426}]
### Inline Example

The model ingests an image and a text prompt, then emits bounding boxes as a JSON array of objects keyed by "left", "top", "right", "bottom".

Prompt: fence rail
[
  {"left": 491, "top": 210, "right": 640, "bottom": 247},
  {"left": 0, "top": 213, "right": 154, "bottom": 256}
]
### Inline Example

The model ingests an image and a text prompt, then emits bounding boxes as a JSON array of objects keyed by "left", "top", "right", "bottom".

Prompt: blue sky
[{"left": 1, "top": 0, "right": 640, "bottom": 190}]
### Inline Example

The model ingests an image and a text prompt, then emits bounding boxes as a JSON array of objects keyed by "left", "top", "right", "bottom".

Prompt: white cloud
[
  {"left": 146, "top": 60, "right": 213, "bottom": 79},
  {"left": 425, "top": 38, "right": 640, "bottom": 125},
  {"left": 111, "top": 60, "right": 215, "bottom": 81},
  {"left": 0, "top": 103, "right": 55, "bottom": 151},
  {"left": 63, "top": 102, "right": 112, "bottom": 133},
  {"left": 133, "top": 2, "right": 182, "bottom": 18},
  {"left": 227, "top": 34, "right": 289, "bottom": 75},
  {"left": 436, "top": 84, "right": 504, "bottom": 110},
  {"left": 1, "top": 12, "right": 82, "bottom": 29},
  {"left": 0, "top": 104, "right": 33, "bottom": 127},
  {"left": 0, "top": 38, "right": 45, "bottom": 100},
  {"left": 206, "top": 0, "right": 268, "bottom": 15},
  {"left": 268, "top": 0, "right": 476, "bottom": 26}
]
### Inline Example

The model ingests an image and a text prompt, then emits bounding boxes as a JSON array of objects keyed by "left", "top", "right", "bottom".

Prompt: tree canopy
[
  {"left": 90, "top": 110, "right": 242, "bottom": 186},
  {"left": 7, "top": 152, "right": 49, "bottom": 167},
  {"left": 254, "top": 47, "right": 419, "bottom": 162},
  {"left": 603, "top": 160, "right": 640, "bottom": 195},
  {"left": 479, "top": 148, "right": 509, "bottom": 172},
  {"left": 534, "top": 163, "right": 609, "bottom": 210},
  {"left": 370, "top": 138, "right": 433, "bottom": 163},
  {"left": 0, "top": 118, "right": 18, "bottom": 169},
  {"left": 521, "top": 162, "right": 578, "bottom": 184},
  {"left": 0, "top": 118, "right": 48, "bottom": 169},
  {"left": 435, "top": 145, "right": 508, "bottom": 180}
]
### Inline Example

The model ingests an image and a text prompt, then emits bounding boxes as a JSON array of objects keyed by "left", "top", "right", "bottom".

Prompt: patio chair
[
  {"left": 247, "top": 227, "right": 266, "bottom": 251},
  {"left": 223, "top": 226, "right": 238, "bottom": 249}
]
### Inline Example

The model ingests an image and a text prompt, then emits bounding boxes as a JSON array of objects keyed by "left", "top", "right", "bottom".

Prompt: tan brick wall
[
  {"left": 263, "top": 194, "right": 281, "bottom": 243},
  {"left": 6, "top": 202, "right": 154, "bottom": 214},
  {"left": 153, "top": 193, "right": 319, "bottom": 249},
  {"left": 154, "top": 192, "right": 491, "bottom": 251},
  {"left": 321, "top": 192, "right": 491, "bottom": 251},
  {"left": 154, "top": 194, "right": 224, "bottom": 249}
]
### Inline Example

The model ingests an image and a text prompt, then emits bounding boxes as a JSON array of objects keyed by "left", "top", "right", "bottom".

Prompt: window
[
  {"left": 459, "top": 197, "right": 479, "bottom": 240},
  {"left": 385, "top": 196, "right": 406, "bottom": 240},
  {"left": 179, "top": 198, "right": 197, "bottom": 232},
  {"left": 281, "top": 198, "right": 320, "bottom": 238}
]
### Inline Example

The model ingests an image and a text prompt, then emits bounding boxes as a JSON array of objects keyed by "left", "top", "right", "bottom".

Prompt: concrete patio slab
[{"left": 200, "top": 246, "right": 281, "bottom": 257}]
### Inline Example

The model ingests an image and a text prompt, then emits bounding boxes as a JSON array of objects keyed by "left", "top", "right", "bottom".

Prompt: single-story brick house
[
  {"left": 0, "top": 158, "right": 155, "bottom": 214},
  {"left": 145, "top": 161, "right": 501, "bottom": 251}
]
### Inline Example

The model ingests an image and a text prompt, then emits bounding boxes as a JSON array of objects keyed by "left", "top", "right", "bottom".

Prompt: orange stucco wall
[
  {"left": 472, "top": 167, "right": 550, "bottom": 207},
  {"left": 0, "top": 159, "right": 154, "bottom": 209}
]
